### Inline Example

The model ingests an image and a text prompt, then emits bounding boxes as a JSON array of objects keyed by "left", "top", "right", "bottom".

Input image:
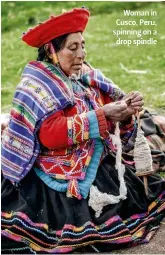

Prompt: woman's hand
[
  {"left": 102, "top": 100, "right": 128, "bottom": 122},
  {"left": 129, "top": 91, "right": 144, "bottom": 111},
  {"left": 122, "top": 91, "right": 144, "bottom": 120},
  {"left": 102, "top": 92, "right": 144, "bottom": 123},
  {"left": 124, "top": 91, "right": 144, "bottom": 111}
]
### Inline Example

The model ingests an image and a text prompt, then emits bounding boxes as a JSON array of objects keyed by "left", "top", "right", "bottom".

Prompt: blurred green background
[{"left": 2, "top": 1, "right": 165, "bottom": 113}]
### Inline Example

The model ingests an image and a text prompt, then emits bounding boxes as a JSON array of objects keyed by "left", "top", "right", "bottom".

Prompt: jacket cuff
[
  {"left": 86, "top": 111, "right": 100, "bottom": 138},
  {"left": 95, "top": 109, "right": 108, "bottom": 139}
]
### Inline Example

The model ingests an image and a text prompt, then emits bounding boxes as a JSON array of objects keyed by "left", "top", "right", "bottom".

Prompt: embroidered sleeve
[
  {"left": 67, "top": 112, "right": 90, "bottom": 145},
  {"left": 39, "top": 110, "right": 106, "bottom": 149}
]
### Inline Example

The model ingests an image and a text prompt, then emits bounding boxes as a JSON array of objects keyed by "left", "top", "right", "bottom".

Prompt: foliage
[{"left": 2, "top": 1, "right": 165, "bottom": 114}]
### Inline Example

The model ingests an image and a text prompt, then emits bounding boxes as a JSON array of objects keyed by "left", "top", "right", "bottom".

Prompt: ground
[{"left": 116, "top": 220, "right": 165, "bottom": 254}]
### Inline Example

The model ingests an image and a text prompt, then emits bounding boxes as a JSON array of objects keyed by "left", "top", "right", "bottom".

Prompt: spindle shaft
[{"left": 143, "top": 176, "right": 148, "bottom": 196}]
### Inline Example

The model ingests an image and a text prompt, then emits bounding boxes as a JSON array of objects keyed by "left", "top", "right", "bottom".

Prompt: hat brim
[{"left": 22, "top": 8, "right": 90, "bottom": 48}]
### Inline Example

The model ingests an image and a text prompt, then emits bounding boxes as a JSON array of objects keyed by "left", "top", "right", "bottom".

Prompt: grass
[
  {"left": 2, "top": 1, "right": 165, "bottom": 114},
  {"left": 1, "top": 2, "right": 165, "bottom": 108}
]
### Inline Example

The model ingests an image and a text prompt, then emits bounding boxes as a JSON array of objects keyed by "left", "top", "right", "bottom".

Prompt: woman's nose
[{"left": 76, "top": 48, "right": 85, "bottom": 59}]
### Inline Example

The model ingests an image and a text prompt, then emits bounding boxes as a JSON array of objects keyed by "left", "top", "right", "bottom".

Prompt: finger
[
  {"left": 125, "top": 97, "right": 132, "bottom": 106},
  {"left": 131, "top": 100, "right": 144, "bottom": 107},
  {"left": 130, "top": 91, "right": 142, "bottom": 100},
  {"left": 133, "top": 106, "right": 143, "bottom": 112},
  {"left": 131, "top": 95, "right": 143, "bottom": 103},
  {"left": 123, "top": 91, "right": 134, "bottom": 99}
]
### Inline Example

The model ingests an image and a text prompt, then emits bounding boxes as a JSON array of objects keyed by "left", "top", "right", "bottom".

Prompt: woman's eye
[
  {"left": 69, "top": 44, "right": 85, "bottom": 51},
  {"left": 70, "top": 48, "right": 76, "bottom": 51}
]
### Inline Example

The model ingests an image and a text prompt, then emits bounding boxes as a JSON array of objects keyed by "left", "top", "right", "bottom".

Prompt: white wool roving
[
  {"left": 89, "top": 122, "right": 127, "bottom": 218},
  {"left": 134, "top": 127, "right": 153, "bottom": 172}
]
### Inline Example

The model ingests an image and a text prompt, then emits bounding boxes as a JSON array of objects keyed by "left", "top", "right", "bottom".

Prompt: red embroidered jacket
[{"left": 37, "top": 86, "right": 134, "bottom": 182}]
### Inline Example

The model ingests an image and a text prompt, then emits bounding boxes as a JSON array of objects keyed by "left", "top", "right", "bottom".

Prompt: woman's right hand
[{"left": 102, "top": 100, "right": 128, "bottom": 122}]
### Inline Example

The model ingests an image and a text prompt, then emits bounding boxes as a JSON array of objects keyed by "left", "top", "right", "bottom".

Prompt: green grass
[{"left": 1, "top": 1, "right": 165, "bottom": 114}]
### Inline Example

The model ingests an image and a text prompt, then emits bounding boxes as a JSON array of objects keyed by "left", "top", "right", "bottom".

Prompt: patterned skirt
[{"left": 1, "top": 152, "right": 165, "bottom": 254}]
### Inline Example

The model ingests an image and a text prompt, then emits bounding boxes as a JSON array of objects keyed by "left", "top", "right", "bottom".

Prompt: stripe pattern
[
  {"left": 1, "top": 61, "right": 76, "bottom": 183},
  {"left": 1, "top": 191, "right": 165, "bottom": 254},
  {"left": 1, "top": 60, "right": 129, "bottom": 184}
]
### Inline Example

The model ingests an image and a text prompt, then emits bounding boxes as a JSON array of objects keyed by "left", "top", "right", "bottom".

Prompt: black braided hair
[{"left": 37, "top": 34, "right": 69, "bottom": 61}]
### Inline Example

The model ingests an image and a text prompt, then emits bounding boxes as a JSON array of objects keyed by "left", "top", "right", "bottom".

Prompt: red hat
[{"left": 22, "top": 8, "right": 90, "bottom": 48}]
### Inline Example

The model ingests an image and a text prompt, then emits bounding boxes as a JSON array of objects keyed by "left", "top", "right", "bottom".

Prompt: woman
[{"left": 1, "top": 7, "right": 165, "bottom": 254}]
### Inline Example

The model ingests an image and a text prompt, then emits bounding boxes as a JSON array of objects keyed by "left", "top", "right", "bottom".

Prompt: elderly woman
[{"left": 1, "top": 8, "right": 165, "bottom": 254}]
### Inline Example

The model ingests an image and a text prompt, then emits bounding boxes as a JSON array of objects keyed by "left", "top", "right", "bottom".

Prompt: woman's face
[{"left": 57, "top": 32, "right": 86, "bottom": 76}]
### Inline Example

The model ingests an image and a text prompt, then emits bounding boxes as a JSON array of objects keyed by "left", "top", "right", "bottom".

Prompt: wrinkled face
[{"left": 57, "top": 32, "right": 86, "bottom": 76}]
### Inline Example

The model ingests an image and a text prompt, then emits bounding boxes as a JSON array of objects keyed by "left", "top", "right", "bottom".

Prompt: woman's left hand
[
  {"left": 122, "top": 91, "right": 144, "bottom": 120},
  {"left": 129, "top": 91, "right": 144, "bottom": 112}
]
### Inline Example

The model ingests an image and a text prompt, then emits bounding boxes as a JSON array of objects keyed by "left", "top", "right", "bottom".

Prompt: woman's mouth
[{"left": 73, "top": 64, "right": 82, "bottom": 69}]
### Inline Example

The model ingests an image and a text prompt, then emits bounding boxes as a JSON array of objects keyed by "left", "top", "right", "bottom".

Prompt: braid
[
  {"left": 36, "top": 34, "right": 69, "bottom": 62},
  {"left": 37, "top": 45, "right": 46, "bottom": 61}
]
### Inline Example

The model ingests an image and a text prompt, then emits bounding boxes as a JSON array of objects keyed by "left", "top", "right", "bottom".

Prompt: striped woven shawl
[{"left": 1, "top": 61, "right": 124, "bottom": 183}]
